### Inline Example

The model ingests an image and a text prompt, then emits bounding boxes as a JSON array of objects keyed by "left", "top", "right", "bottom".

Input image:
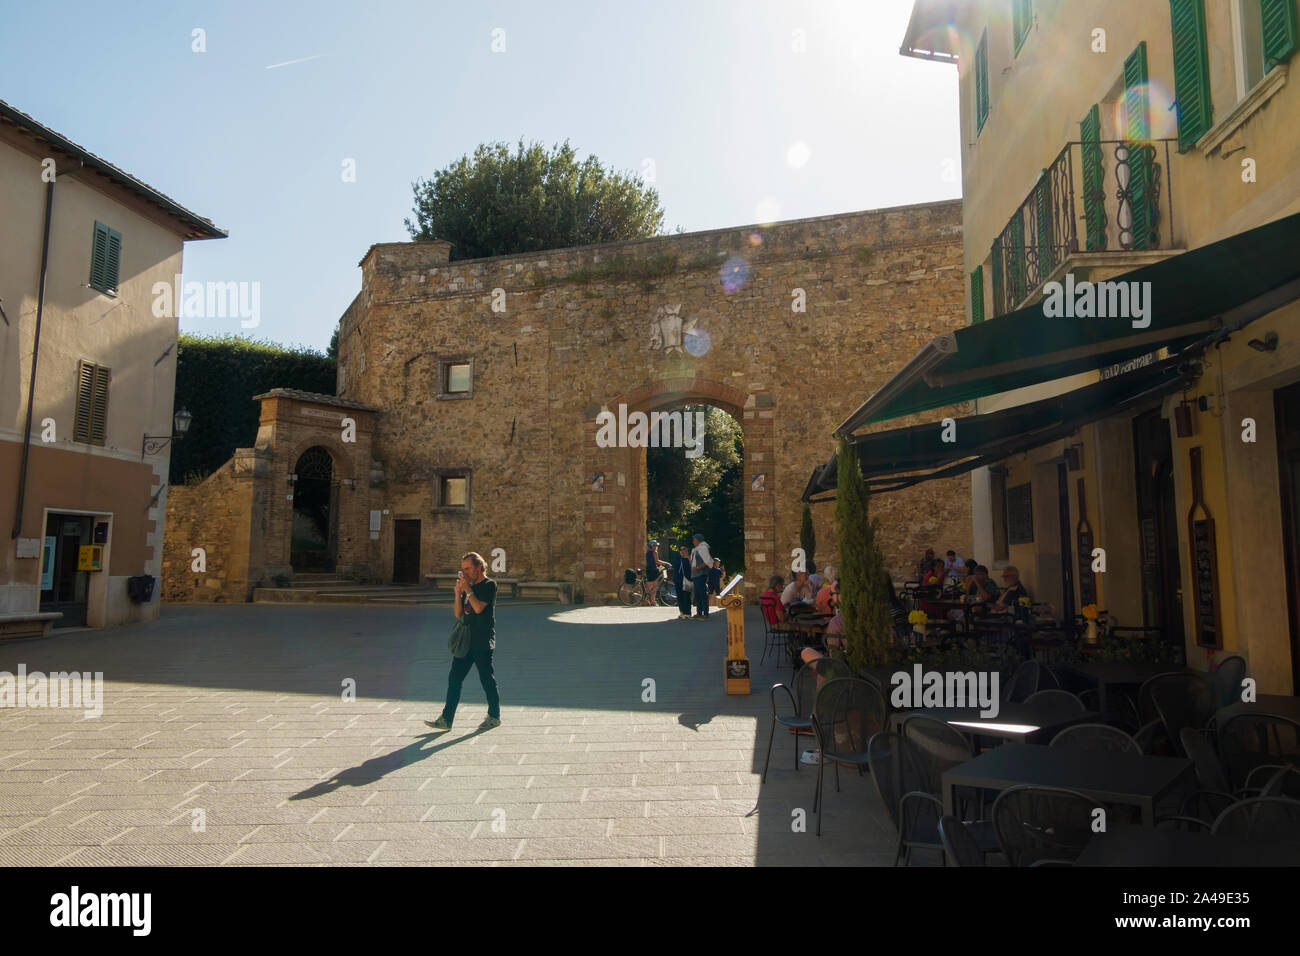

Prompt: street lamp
[{"left": 142, "top": 407, "right": 193, "bottom": 458}]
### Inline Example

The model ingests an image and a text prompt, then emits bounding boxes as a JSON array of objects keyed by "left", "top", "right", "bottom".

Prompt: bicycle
[{"left": 619, "top": 568, "right": 676, "bottom": 607}]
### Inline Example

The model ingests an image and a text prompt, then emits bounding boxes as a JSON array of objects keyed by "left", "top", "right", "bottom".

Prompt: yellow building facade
[{"left": 900, "top": 0, "right": 1300, "bottom": 691}]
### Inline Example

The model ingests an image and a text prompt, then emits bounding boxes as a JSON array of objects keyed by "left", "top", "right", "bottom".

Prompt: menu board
[
  {"left": 1077, "top": 527, "right": 1096, "bottom": 606},
  {"left": 1191, "top": 517, "right": 1221, "bottom": 649}
]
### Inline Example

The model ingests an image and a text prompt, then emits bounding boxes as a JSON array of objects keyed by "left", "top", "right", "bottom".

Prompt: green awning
[
  {"left": 803, "top": 350, "right": 1202, "bottom": 501},
  {"left": 837, "top": 211, "right": 1300, "bottom": 434}
]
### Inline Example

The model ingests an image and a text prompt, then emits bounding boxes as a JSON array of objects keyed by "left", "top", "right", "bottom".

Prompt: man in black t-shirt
[{"left": 426, "top": 551, "right": 501, "bottom": 731}]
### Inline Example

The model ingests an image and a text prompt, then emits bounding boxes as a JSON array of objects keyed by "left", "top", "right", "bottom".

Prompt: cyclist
[{"left": 644, "top": 539, "right": 670, "bottom": 606}]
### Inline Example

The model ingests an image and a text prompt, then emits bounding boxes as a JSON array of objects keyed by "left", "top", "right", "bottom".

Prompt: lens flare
[
  {"left": 684, "top": 327, "right": 712, "bottom": 357},
  {"left": 755, "top": 197, "right": 781, "bottom": 224},
  {"left": 720, "top": 257, "right": 749, "bottom": 294},
  {"left": 786, "top": 141, "right": 811, "bottom": 168},
  {"left": 1106, "top": 82, "right": 1179, "bottom": 140},
  {"left": 748, "top": 232, "right": 763, "bottom": 247}
]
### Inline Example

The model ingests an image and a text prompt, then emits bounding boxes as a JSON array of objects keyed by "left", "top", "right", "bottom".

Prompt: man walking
[
  {"left": 673, "top": 544, "right": 693, "bottom": 620},
  {"left": 689, "top": 533, "right": 712, "bottom": 620},
  {"left": 426, "top": 551, "right": 501, "bottom": 731}
]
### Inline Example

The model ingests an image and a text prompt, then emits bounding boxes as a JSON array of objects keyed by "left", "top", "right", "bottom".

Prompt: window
[
  {"left": 1170, "top": 0, "right": 1213, "bottom": 151},
  {"left": 1261, "top": 0, "right": 1300, "bottom": 69},
  {"left": 1235, "top": 0, "right": 1268, "bottom": 94},
  {"left": 437, "top": 356, "right": 473, "bottom": 399},
  {"left": 89, "top": 221, "right": 122, "bottom": 295},
  {"left": 970, "top": 266, "right": 985, "bottom": 324},
  {"left": 975, "top": 30, "right": 991, "bottom": 133},
  {"left": 432, "top": 469, "right": 471, "bottom": 511},
  {"left": 1006, "top": 482, "right": 1034, "bottom": 545},
  {"left": 74, "top": 360, "right": 110, "bottom": 445},
  {"left": 1012, "top": 0, "right": 1032, "bottom": 55}
]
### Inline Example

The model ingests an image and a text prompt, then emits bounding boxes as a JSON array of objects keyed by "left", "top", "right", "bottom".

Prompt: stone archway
[
  {"left": 583, "top": 376, "right": 775, "bottom": 600},
  {"left": 290, "top": 446, "right": 336, "bottom": 571}
]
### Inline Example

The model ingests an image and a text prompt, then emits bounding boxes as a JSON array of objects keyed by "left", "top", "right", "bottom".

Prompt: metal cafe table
[
  {"left": 940, "top": 743, "right": 1193, "bottom": 827},
  {"left": 1076, "top": 827, "right": 1300, "bottom": 866},
  {"left": 1055, "top": 662, "right": 1183, "bottom": 714},
  {"left": 894, "top": 702, "right": 1099, "bottom": 745}
]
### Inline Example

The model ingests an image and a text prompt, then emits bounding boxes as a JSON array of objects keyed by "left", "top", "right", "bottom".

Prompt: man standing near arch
[
  {"left": 426, "top": 551, "right": 501, "bottom": 731},
  {"left": 689, "top": 533, "right": 712, "bottom": 620}
]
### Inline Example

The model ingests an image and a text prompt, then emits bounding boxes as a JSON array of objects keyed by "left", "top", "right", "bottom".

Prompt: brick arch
[
  {"left": 281, "top": 437, "right": 358, "bottom": 483},
  {"left": 582, "top": 376, "right": 774, "bottom": 601}
]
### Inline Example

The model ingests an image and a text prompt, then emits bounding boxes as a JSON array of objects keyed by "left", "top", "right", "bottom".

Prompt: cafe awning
[
  {"left": 803, "top": 349, "right": 1202, "bottom": 501},
  {"left": 836, "top": 211, "right": 1300, "bottom": 435}
]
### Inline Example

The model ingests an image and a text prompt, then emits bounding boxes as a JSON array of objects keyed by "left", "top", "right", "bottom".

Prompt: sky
[{"left": 1, "top": 0, "right": 959, "bottom": 352}]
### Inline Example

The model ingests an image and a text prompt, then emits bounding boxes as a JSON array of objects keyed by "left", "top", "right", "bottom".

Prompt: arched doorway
[{"left": 291, "top": 446, "right": 337, "bottom": 572}]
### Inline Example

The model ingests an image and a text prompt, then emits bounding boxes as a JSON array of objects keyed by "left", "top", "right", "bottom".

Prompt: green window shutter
[
  {"left": 1008, "top": 214, "right": 1026, "bottom": 305},
  {"left": 1261, "top": 0, "right": 1300, "bottom": 68},
  {"left": 1080, "top": 104, "right": 1108, "bottom": 251},
  {"left": 990, "top": 239, "right": 1005, "bottom": 316},
  {"left": 1035, "top": 175, "right": 1055, "bottom": 278},
  {"left": 970, "top": 266, "right": 985, "bottom": 324},
  {"left": 90, "top": 365, "right": 110, "bottom": 445},
  {"left": 976, "top": 30, "right": 990, "bottom": 133},
  {"left": 74, "top": 361, "right": 95, "bottom": 443},
  {"left": 1013, "top": 0, "right": 1032, "bottom": 54},
  {"left": 89, "top": 222, "right": 122, "bottom": 293},
  {"left": 1170, "top": 0, "right": 1213, "bottom": 152},
  {"left": 1124, "top": 43, "right": 1153, "bottom": 250},
  {"left": 104, "top": 228, "right": 122, "bottom": 293}
]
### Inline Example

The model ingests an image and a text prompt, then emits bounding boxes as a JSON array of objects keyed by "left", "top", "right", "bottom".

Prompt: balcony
[{"left": 990, "top": 139, "right": 1183, "bottom": 317}]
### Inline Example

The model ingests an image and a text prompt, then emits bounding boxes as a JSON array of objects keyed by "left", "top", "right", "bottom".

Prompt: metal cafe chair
[
  {"left": 811, "top": 678, "right": 888, "bottom": 837},
  {"left": 1211, "top": 654, "right": 1248, "bottom": 709},
  {"left": 1210, "top": 796, "right": 1300, "bottom": 842},
  {"left": 1218, "top": 712, "right": 1300, "bottom": 793},
  {"left": 992, "top": 785, "right": 1098, "bottom": 867},
  {"left": 867, "top": 730, "right": 946, "bottom": 866},
  {"left": 938, "top": 815, "right": 985, "bottom": 867},
  {"left": 761, "top": 657, "right": 852, "bottom": 784},
  {"left": 1050, "top": 722, "right": 1141, "bottom": 754},
  {"left": 898, "top": 715, "right": 1000, "bottom": 859},
  {"left": 1001, "top": 660, "right": 1042, "bottom": 703}
]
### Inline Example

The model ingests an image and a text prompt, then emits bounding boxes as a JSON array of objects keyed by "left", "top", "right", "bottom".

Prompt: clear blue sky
[{"left": 2, "top": 0, "right": 959, "bottom": 352}]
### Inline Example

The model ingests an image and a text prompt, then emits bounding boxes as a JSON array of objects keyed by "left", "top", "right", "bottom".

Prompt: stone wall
[{"left": 338, "top": 200, "right": 974, "bottom": 597}]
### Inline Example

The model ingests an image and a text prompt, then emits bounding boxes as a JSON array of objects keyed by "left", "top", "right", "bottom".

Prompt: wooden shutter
[
  {"left": 976, "top": 30, "right": 990, "bottom": 133},
  {"left": 74, "top": 361, "right": 95, "bottom": 443},
  {"left": 1170, "top": 0, "right": 1213, "bottom": 151},
  {"left": 970, "top": 266, "right": 985, "bottom": 324},
  {"left": 1008, "top": 214, "right": 1026, "bottom": 305},
  {"left": 89, "top": 221, "right": 122, "bottom": 293},
  {"left": 1124, "top": 43, "right": 1153, "bottom": 250},
  {"left": 990, "top": 238, "right": 1005, "bottom": 317},
  {"left": 1013, "top": 0, "right": 1032, "bottom": 54},
  {"left": 1035, "top": 175, "right": 1055, "bottom": 278},
  {"left": 1262, "top": 0, "right": 1300, "bottom": 68},
  {"left": 90, "top": 365, "right": 110, "bottom": 445},
  {"left": 1080, "top": 104, "right": 1108, "bottom": 251}
]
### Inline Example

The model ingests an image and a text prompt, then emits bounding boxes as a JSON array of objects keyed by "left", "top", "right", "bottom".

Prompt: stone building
[{"left": 164, "top": 200, "right": 973, "bottom": 602}]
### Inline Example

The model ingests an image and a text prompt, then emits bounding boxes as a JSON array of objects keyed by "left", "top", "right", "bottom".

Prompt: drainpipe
[{"left": 11, "top": 163, "right": 78, "bottom": 539}]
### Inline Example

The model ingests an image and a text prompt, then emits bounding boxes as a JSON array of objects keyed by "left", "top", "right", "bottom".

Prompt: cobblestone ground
[{"left": 0, "top": 604, "right": 898, "bottom": 866}]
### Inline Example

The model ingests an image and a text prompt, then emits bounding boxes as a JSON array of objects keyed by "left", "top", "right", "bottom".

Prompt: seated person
[
  {"left": 918, "top": 559, "right": 946, "bottom": 617},
  {"left": 814, "top": 576, "right": 837, "bottom": 613},
  {"left": 996, "top": 566, "right": 1030, "bottom": 616},
  {"left": 781, "top": 571, "right": 816, "bottom": 610},
  {"left": 915, "top": 548, "right": 935, "bottom": 583},
  {"left": 963, "top": 565, "right": 1001, "bottom": 614},
  {"left": 760, "top": 575, "right": 788, "bottom": 628},
  {"left": 943, "top": 550, "right": 966, "bottom": 586}
]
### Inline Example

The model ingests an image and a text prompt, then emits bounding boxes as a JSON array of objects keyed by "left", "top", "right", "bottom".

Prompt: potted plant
[
  {"left": 908, "top": 609, "right": 929, "bottom": 644},
  {"left": 1081, "top": 604, "right": 1100, "bottom": 645}
]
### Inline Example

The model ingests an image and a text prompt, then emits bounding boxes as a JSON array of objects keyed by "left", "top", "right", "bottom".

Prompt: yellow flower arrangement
[
  {"left": 1081, "top": 604, "right": 1099, "bottom": 620},
  {"left": 908, "top": 610, "right": 928, "bottom": 625},
  {"left": 1018, "top": 596, "right": 1031, "bottom": 608}
]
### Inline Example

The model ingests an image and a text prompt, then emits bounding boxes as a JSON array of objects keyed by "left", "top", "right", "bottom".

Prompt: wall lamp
[
  {"left": 142, "top": 408, "right": 192, "bottom": 458},
  {"left": 1247, "top": 331, "right": 1279, "bottom": 353}
]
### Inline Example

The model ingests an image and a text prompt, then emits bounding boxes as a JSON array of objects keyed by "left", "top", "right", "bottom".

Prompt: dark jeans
[
  {"left": 676, "top": 582, "right": 692, "bottom": 615},
  {"left": 692, "top": 573, "right": 709, "bottom": 616},
  {"left": 442, "top": 643, "right": 500, "bottom": 722}
]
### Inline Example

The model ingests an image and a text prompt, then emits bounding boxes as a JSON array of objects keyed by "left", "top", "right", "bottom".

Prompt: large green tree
[{"left": 405, "top": 140, "right": 665, "bottom": 260}]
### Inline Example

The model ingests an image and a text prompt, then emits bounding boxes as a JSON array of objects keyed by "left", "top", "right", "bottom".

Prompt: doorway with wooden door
[
  {"left": 1132, "top": 408, "right": 1184, "bottom": 641},
  {"left": 392, "top": 519, "right": 421, "bottom": 584}
]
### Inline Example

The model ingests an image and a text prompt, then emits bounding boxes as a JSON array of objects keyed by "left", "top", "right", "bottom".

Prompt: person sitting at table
[
  {"left": 915, "top": 547, "right": 935, "bottom": 583},
  {"left": 943, "top": 550, "right": 966, "bottom": 586},
  {"left": 760, "top": 575, "right": 788, "bottom": 627},
  {"left": 781, "top": 570, "right": 816, "bottom": 610},
  {"left": 996, "top": 566, "right": 1030, "bottom": 615},
  {"left": 814, "top": 575, "right": 838, "bottom": 613}
]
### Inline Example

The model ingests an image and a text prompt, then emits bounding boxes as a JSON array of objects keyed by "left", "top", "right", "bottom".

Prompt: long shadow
[{"left": 289, "top": 730, "right": 485, "bottom": 800}]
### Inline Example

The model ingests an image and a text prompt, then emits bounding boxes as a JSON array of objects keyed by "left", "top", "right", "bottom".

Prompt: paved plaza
[{"left": 0, "top": 603, "right": 897, "bottom": 866}]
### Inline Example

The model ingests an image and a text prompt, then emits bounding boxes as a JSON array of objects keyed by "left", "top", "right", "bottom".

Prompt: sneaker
[
  {"left": 478, "top": 717, "right": 502, "bottom": 730},
  {"left": 424, "top": 716, "right": 452, "bottom": 731}
]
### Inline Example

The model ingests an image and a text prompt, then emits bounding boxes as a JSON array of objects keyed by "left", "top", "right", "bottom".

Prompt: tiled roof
[{"left": 253, "top": 388, "right": 380, "bottom": 412}]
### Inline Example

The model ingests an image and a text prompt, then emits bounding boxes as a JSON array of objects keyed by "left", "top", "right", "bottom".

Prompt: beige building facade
[
  {"left": 0, "top": 99, "right": 224, "bottom": 630},
  {"left": 898, "top": 0, "right": 1300, "bottom": 691}
]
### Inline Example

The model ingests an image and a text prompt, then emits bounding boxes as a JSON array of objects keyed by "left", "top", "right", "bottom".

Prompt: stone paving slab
[{"left": 0, "top": 604, "right": 897, "bottom": 866}]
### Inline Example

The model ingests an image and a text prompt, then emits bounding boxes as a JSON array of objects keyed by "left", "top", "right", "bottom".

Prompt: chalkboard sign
[
  {"left": 1187, "top": 447, "right": 1222, "bottom": 650},
  {"left": 1076, "top": 478, "right": 1096, "bottom": 607},
  {"left": 1007, "top": 483, "right": 1034, "bottom": 544}
]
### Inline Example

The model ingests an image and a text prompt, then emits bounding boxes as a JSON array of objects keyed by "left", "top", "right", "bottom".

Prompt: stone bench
[
  {"left": 0, "top": 611, "right": 63, "bottom": 640},
  {"left": 425, "top": 574, "right": 521, "bottom": 597},
  {"left": 516, "top": 581, "right": 572, "bottom": 603}
]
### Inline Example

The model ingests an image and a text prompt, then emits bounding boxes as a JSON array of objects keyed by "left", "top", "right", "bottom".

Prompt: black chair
[
  {"left": 1002, "top": 660, "right": 1041, "bottom": 703},
  {"left": 1050, "top": 722, "right": 1140, "bottom": 754},
  {"left": 1174, "top": 727, "right": 1244, "bottom": 825},
  {"left": 900, "top": 715, "right": 1000, "bottom": 858},
  {"left": 1137, "top": 671, "right": 1202, "bottom": 724},
  {"left": 938, "top": 815, "right": 985, "bottom": 867},
  {"left": 1210, "top": 796, "right": 1300, "bottom": 841},
  {"left": 761, "top": 658, "right": 852, "bottom": 783},
  {"left": 1262, "top": 765, "right": 1300, "bottom": 798},
  {"left": 1037, "top": 665, "right": 1062, "bottom": 690},
  {"left": 810, "top": 678, "right": 888, "bottom": 837},
  {"left": 1218, "top": 713, "right": 1300, "bottom": 793},
  {"left": 867, "top": 730, "right": 945, "bottom": 866},
  {"left": 1134, "top": 718, "right": 1174, "bottom": 756},
  {"left": 1211, "top": 654, "right": 1247, "bottom": 709},
  {"left": 1023, "top": 688, "right": 1087, "bottom": 725},
  {"left": 1150, "top": 678, "right": 1217, "bottom": 756},
  {"left": 758, "top": 612, "right": 792, "bottom": 666},
  {"left": 991, "top": 785, "right": 1097, "bottom": 867}
]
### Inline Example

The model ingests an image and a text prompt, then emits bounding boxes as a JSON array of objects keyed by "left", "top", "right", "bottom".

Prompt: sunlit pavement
[{"left": 0, "top": 604, "right": 897, "bottom": 866}]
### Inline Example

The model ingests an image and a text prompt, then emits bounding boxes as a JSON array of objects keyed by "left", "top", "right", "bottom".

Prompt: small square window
[
  {"left": 443, "top": 476, "right": 467, "bottom": 507},
  {"left": 446, "top": 363, "right": 471, "bottom": 393},
  {"left": 437, "top": 356, "right": 473, "bottom": 399}
]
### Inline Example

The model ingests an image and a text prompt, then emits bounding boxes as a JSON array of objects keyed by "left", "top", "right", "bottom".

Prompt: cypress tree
[
  {"left": 835, "top": 438, "right": 892, "bottom": 669},
  {"left": 799, "top": 503, "right": 816, "bottom": 574}
]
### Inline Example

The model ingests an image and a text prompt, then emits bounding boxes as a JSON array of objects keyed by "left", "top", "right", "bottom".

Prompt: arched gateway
[{"left": 163, "top": 201, "right": 974, "bottom": 603}]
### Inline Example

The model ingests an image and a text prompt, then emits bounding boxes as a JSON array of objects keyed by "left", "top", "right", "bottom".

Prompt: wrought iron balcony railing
[{"left": 991, "top": 138, "right": 1179, "bottom": 316}]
